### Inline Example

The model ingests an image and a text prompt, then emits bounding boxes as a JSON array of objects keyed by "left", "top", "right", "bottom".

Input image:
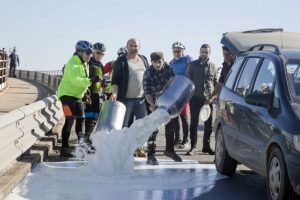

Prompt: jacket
[
  {"left": 111, "top": 54, "right": 149, "bottom": 102},
  {"left": 186, "top": 58, "right": 217, "bottom": 100},
  {"left": 57, "top": 54, "right": 91, "bottom": 99}
]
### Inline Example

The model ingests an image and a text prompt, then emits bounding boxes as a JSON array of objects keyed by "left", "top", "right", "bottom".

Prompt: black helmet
[
  {"left": 75, "top": 40, "right": 93, "bottom": 54},
  {"left": 93, "top": 43, "right": 106, "bottom": 51},
  {"left": 117, "top": 47, "right": 127, "bottom": 57}
]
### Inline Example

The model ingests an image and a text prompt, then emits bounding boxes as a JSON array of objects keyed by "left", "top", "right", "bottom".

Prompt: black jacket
[{"left": 112, "top": 54, "right": 149, "bottom": 102}]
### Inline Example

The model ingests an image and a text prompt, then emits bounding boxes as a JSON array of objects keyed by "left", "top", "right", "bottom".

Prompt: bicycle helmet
[
  {"left": 117, "top": 47, "right": 127, "bottom": 56},
  {"left": 172, "top": 41, "right": 185, "bottom": 50},
  {"left": 75, "top": 40, "right": 93, "bottom": 54},
  {"left": 93, "top": 42, "right": 106, "bottom": 51}
]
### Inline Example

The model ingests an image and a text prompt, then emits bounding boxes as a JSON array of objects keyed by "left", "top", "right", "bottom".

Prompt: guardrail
[
  {"left": 0, "top": 95, "right": 63, "bottom": 172},
  {"left": 16, "top": 70, "right": 62, "bottom": 92},
  {"left": 0, "top": 59, "right": 9, "bottom": 92}
]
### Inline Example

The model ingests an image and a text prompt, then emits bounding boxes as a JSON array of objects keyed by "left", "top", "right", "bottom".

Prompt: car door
[
  {"left": 228, "top": 57, "right": 261, "bottom": 162},
  {"left": 241, "top": 59, "right": 277, "bottom": 170},
  {"left": 220, "top": 57, "right": 245, "bottom": 156}
]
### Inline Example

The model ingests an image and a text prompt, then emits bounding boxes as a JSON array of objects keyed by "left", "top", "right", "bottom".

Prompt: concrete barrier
[
  {"left": 0, "top": 95, "right": 63, "bottom": 173},
  {"left": 16, "top": 69, "right": 62, "bottom": 92}
]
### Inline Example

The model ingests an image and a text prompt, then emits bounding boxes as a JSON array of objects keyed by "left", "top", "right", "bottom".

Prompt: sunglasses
[
  {"left": 95, "top": 52, "right": 105, "bottom": 55},
  {"left": 200, "top": 51, "right": 209, "bottom": 54},
  {"left": 173, "top": 50, "right": 181, "bottom": 53}
]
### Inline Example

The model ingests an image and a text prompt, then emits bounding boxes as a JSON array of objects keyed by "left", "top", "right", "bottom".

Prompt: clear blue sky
[{"left": 1, "top": 0, "right": 300, "bottom": 71}]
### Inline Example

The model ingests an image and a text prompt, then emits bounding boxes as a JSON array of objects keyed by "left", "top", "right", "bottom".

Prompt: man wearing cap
[{"left": 143, "top": 52, "right": 182, "bottom": 164}]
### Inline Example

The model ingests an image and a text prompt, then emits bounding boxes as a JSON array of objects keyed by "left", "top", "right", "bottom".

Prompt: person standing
[
  {"left": 205, "top": 46, "right": 236, "bottom": 104},
  {"left": 9, "top": 47, "right": 19, "bottom": 77},
  {"left": 84, "top": 42, "right": 106, "bottom": 141},
  {"left": 57, "top": 40, "right": 96, "bottom": 157},
  {"left": 186, "top": 44, "right": 217, "bottom": 156},
  {"left": 110, "top": 38, "right": 149, "bottom": 157},
  {"left": 169, "top": 41, "right": 192, "bottom": 149},
  {"left": 103, "top": 47, "right": 127, "bottom": 99},
  {"left": 143, "top": 52, "right": 182, "bottom": 164}
]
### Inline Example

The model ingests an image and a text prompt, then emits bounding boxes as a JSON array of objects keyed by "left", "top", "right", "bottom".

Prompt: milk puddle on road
[
  {"left": 6, "top": 109, "right": 227, "bottom": 200},
  {"left": 6, "top": 160, "right": 226, "bottom": 200}
]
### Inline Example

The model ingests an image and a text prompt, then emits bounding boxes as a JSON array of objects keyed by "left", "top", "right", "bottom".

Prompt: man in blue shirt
[{"left": 169, "top": 42, "right": 192, "bottom": 149}]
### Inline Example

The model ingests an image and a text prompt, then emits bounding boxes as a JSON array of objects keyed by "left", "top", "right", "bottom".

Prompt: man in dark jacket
[
  {"left": 186, "top": 44, "right": 217, "bottom": 156},
  {"left": 205, "top": 46, "right": 236, "bottom": 104},
  {"left": 84, "top": 42, "right": 106, "bottom": 142},
  {"left": 110, "top": 38, "right": 149, "bottom": 157}
]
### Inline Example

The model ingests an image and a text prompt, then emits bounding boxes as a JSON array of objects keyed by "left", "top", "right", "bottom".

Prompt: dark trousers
[
  {"left": 189, "top": 96, "right": 213, "bottom": 149},
  {"left": 174, "top": 114, "right": 189, "bottom": 144},
  {"left": 165, "top": 118, "right": 178, "bottom": 152},
  {"left": 9, "top": 65, "right": 16, "bottom": 77},
  {"left": 60, "top": 96, "right": 85, "bottom": 148},
  {"left": 85, "top": 92, "right": 100, "bottom": 135}
]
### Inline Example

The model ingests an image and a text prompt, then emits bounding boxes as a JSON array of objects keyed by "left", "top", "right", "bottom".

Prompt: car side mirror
[{"left": 245, "top": 92, "right": 274, "bottom": 109}]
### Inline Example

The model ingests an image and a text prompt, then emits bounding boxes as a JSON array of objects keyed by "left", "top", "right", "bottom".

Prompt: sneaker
[
  {"left": 164, "top": 150, "right": 182, "bottom": 162},
  {"left": 135, "top": 148, "right": 146, "bottom": 157},
  {"left": 174, "top": 140, "right": 182, "bottom": 149},
  {"left": 186, "top": 148, "right": 198, "bottom": 156},
  {"left": 146, "top": 155, "right": 159, "bottom": 165},
  {"left": 60, "top": 147, "right": 74, "bottom": 158},
  {"left": 179, "top": 142, "right": 190, "bottom": 150},
  {"left": 202, "top": 147, "right": 215, "bottom": 155}
]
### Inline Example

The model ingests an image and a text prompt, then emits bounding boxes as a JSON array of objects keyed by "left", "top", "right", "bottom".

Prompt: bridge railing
[
  {"left": 0, "top": 95, "right": 63, "bottom": 172},
  {"left": 16, "top": 70, "right": 62, "bottom": 92},
  {"left": 0, "top": 59, "right": 9, "bottom": 92}
]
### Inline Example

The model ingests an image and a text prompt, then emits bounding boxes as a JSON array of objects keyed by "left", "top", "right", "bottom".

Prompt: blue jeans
[{"left": 123, "top": 98, "right": 147, "bottom": 127}]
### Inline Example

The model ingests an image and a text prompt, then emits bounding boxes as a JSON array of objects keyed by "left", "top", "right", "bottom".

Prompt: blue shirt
[{"left": 170, "top": 55, "right": 192, "bottom": 76}]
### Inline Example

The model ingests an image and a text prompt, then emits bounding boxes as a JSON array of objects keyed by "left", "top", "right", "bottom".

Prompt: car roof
[{"left": 221, "top": 28, "right": 300, "bottom": 54}]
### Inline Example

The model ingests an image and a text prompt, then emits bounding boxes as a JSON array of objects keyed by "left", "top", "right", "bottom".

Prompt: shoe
[
  {"left": 186, "top": 148, "right": 198, "bottom": 156},
  {"left": 174, "top": 140, "right": 182, "bottom": 149},
  {"left": 60, "top": 147, "right": 74, "bottom": 157},
  {"left": 135, "top": 148, "right": 146, "bottom": 157},
  {"left": 202, "top": 147, "right": 215, "bottom": 155},
  {"left": 179, "top": 142, "right": 190, "bottom": 150},
  {"left": 146, "top": 155, "right": 159, "bottom": 165},
  {"left": 164, "top": 150, "right": 182, "bottom": 162}
]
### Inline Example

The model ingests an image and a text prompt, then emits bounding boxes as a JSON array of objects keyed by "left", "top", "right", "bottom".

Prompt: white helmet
[
  {"left": 117, "top": 47, "right": 127, "bottom": 56},
  {"left": 172, "top": 41, "right": 185, "bottom": 50}
]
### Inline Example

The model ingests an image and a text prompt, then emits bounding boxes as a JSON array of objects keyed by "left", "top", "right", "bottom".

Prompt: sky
[{"left": 1, "top": 0, "right": 300, "bottom": 71}]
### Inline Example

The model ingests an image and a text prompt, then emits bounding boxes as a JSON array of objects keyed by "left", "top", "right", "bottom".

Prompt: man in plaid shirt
[{"left": 143, "top": 52, "right": 182, "bottom": 165}]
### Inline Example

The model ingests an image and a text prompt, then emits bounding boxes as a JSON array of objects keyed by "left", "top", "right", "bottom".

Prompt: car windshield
[{"left": 286, "top": 60, "right": 300, "bottom": 103}]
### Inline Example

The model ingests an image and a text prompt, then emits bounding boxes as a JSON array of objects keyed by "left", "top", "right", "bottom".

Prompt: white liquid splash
[{"left": 87, "top": 108, "right": 170, "bottom": 176}]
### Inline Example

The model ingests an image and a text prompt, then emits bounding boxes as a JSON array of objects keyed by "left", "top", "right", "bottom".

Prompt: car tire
[
  {"left": 214, "top": 127, "right": 237, "bottom": 176},
  {"left": 267, "top": 147, "right": 299, "bottom": 200}
]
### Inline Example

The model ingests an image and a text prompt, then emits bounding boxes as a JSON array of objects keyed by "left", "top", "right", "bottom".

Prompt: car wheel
[
  {"left": 214, "top": 127, "right": 237, "bottom": 176},
  {"left": 267, "top": 147, "right": 298, "bottom": 200}
]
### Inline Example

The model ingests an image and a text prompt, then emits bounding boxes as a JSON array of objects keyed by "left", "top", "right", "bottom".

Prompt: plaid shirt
[{"left": 143, "top": 63, "right": 174, "bottom": 99}]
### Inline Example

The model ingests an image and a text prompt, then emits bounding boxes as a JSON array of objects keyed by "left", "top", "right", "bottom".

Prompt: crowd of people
[{"left": 56, "top": 38, "right": 236, "bottom": 165}]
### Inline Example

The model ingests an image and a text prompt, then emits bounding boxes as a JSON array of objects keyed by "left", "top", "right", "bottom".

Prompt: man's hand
[
  {"left": 204, "top": 96, "right": 214, "bottom": 105},
  {"left": 110, "top": 93, "right": 117, "bottom": 101}
]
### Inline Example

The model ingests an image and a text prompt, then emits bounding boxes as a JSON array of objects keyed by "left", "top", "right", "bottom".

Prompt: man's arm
[
  {"left": 145, "top": 94, "right": 155, "bottom": 112},
  {"left": 110, "top": 60, "right": 121, "bottom": 101}
]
